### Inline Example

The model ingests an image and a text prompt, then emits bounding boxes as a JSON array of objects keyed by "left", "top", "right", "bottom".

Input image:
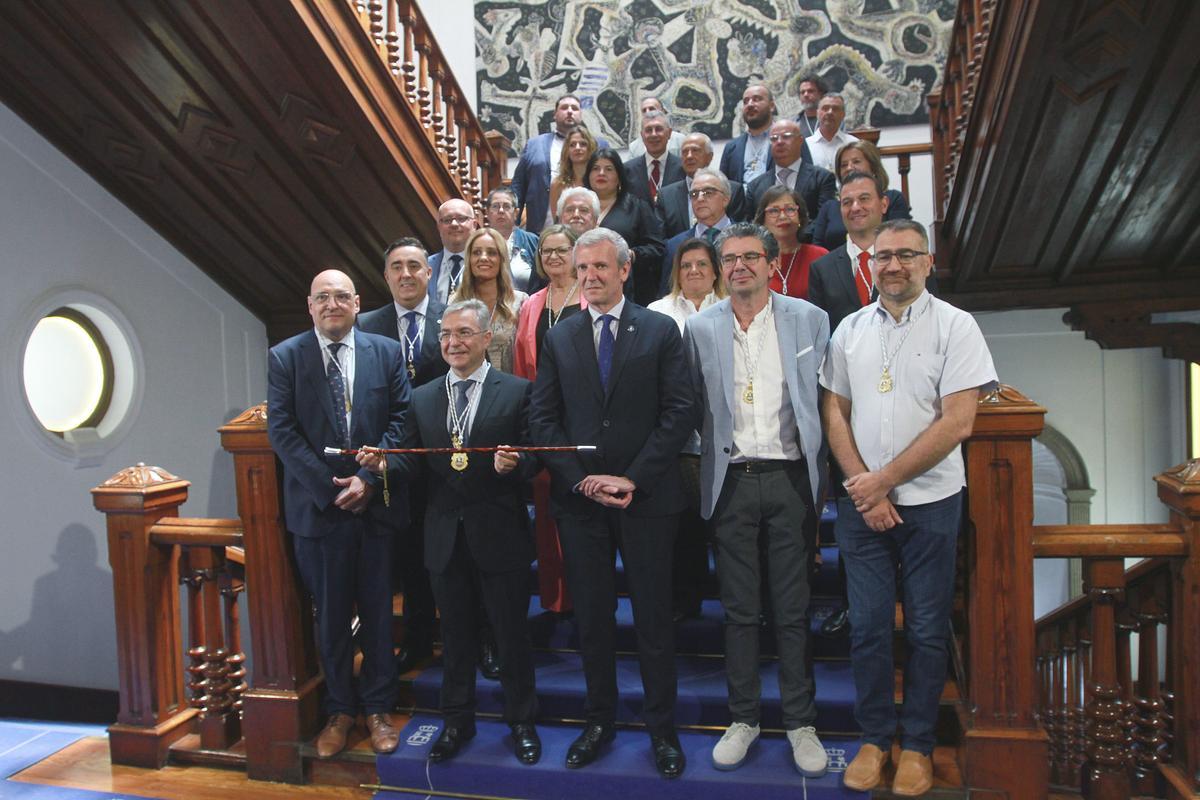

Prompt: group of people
[{"left": 265, "top": 79, "right": 998, "bottom": 798}]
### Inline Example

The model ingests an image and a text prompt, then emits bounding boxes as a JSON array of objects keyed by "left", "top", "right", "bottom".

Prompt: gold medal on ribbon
[
  {"left": 407, "top": 363, "right": 416, "bottom": 380},
  {"left": 742, "top": 380, "right": 755, "bottom": 404},
  {"left": 878, "top": 369, "right": 894, "bottom": 393},
  {"left": 451, "top": 451, "right": 469, "bottom": 471}
]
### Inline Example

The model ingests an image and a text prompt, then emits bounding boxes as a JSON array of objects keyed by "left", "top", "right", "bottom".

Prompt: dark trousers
[
  {"left": 557, "top": 510, "right": 678, "bottom": 736},
  {"left": 395, "top": 478, "right": 436, "bottom": 645},
  {"left": 711, "top": 461, "right": 816, "bottom": 729},
  {"left": 673, "top": 454, "right": 712, "bottom": 614},
  {"left": 294, "top": 526, "right": 396, "bottom": 716},
  {"left": 429, "top": 527, "right": 536, "bottom": 728},
  {"left": 835, "top": 491, "right": 961, "bottom": 755}
]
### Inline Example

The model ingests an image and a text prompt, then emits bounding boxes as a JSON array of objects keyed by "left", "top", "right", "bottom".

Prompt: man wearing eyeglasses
[
  {"left": 746, "top": 119, "right": 836, "bottom": 242},
  {"left": 429, "top": 198, "right": 478, "bottom": 304},
  {"left": 819, "top": 220, "right": 996, "bottom": 796},
  {"left": 484, "top": 187, "right": 542, "bottom": 293},
  {"left": 267, "top": 269, "right": 411, "bottom": 758},
  {"left": 683, "top": 222, "right": 830, "bottom": 777},
  {"left": 657, "top": 133, "right": 750, "bottom": 238},
  {"left": 656, "top": 168, "right": 735, "bottom": 298},
  {"left": 359, "top": 298, "right": 542, "bottom": 766},
  {"left": 719, "top": 84, "right": 813, "bottom": 185}
]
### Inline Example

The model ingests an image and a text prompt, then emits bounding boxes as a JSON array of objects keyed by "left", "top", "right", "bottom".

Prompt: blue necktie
[
  {"left": 403, "top": 311, "right": 420, "bottom": 369},
  {"left": 449, "top": 254, "right": 463, "bottom": 291},
  {"left": 597, "top": 314, "right": 615, "bottom": 390},
  {"left": 326, "top": 342, "right": 350, "bottom": 448},
  {"left": 453, "top": 379, "right": 473, "bottom": 440}
]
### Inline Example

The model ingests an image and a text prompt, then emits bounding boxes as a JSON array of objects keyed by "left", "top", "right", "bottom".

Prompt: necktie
[
  {"left": 453, "top": 379, "right": 473, "bottom": 439},
  {"left": 449, "top": 254, "right": 463, "bottom": 291},
  {"left": 326, "top": 342, "right": 350, "bottom": 448},
  {"left": 855, "top": 251, "right": 873, "bottom": 307},
  {"left": 704, "top": 226, "right": 720, "bottom": 244},
  {"left": 403, "top": 310, "right": 420, "bottom": 370},
  {"left": 776, "top": 167, "right": 792, "bottom": 188},
  {"left": 597, "top": 314, "right": 615, "bottom": 390},
  {"left": 649, "top": 159, "right": 661, "bottom": 201}
]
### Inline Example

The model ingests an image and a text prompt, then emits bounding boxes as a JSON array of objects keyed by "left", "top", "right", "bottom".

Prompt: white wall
[
  {"left": 0, "top": 103, "right": 267, "bottom": 690},
  {"left": 416, "top": 0, "right": 477, "bottom": 112}
]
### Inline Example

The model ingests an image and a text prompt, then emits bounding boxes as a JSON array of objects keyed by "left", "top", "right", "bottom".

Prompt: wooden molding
[{"left": 1064, "top": 301, "right": 1200, "bottom": 364}]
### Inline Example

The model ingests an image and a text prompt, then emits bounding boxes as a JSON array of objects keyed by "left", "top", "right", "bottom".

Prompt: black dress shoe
[
  {"left": 395, "top": 641, "right": 433, "bottom": 675},
  {"left": 651, "top": 731, "right": 686, "bottom": 779},
  {"left": 820, "top": 607, "right": 850, "bottom": 637},
  {"left": 429, "top": 724, "right": 476, "bottom": 762},
  {"left": 479, "top": 639, "right": 502, "bottom": 681},
  {"left": 510, "top": 722, "right": 541, "bottom": 765},
  {"left": 565, "top": 722, "right": 616, "bottom": 768}
]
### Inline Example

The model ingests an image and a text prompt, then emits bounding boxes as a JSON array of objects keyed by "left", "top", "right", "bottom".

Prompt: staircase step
[
  {"left": 376, "top": 715, "right": 869, "bottom": 799},
  {"left": 528, "top": 595, "right": 852, "bottom": 659},
  {"left": 409, "top": 650, "right": 861, "bottom": 734}
]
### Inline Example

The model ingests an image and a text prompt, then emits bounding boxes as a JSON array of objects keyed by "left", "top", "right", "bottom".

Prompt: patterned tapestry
[{"left": 475, "top": 0, "right": 955, "bottom": 155}]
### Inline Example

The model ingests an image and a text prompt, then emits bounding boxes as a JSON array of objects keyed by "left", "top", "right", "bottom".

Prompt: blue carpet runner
[
  {"left": 376, "top": 715, "right": 868, "bottom": 800},
  {"left": 0, "top": 719, "right": 149, "bottom": 799}
]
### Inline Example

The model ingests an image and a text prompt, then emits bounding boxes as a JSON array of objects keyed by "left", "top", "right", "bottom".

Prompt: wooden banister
[{"left": 1032, "top": 526, "right": 1187, "bottom": 558}]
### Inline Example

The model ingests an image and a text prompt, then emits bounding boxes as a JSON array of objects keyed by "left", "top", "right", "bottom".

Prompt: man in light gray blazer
[{"left": 683, "top": 222, "right": 830, "bottom": 777}]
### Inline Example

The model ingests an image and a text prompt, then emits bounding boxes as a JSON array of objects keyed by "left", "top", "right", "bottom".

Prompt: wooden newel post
[
  {"left": 219, "top": 404, "right": 321, "bottom": 783},
  {"left": 1154, "top": 460, "right": 1200, "bottom": 796},
  {"left": 92, "top": 464, "right": 197, "bottom": 767},
  {"left": 962, "top": 384, "right": 1049, "bottom": 797}
]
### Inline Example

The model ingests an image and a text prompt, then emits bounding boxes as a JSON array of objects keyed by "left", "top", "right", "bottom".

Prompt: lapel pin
[{"left": 627, "top": 325, "right": 635, "bottom": 332}]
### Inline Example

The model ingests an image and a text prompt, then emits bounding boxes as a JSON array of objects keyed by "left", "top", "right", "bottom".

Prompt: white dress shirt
[
  {"left": 647, "top": 291, "right": 719, "bottom": 334},
  {"left": 845, "top": 238, "right": 873, "bottom": 297},
  {"left": 588, "top": 297, "right": 626, "bottom": 352},
  {"left": 806, "top": 129, "right": 859, "bottom": 173},
  {"left": 628, "top": 130, "right": 685, "bottom": 159},
  {"left": 315, "top": 327, "right": 355, "bottom": 431},
  {"left": 394, "top": 295, "right": 431, "bottom": 354},
  {"left": 435, "top": 250, "right": 467, "bottom": 304},
  {"left": 819, "top": 292, "right": 998, "bottom": 505},
  {"left": 445, "top": 361, "right": 490, "bottom": 442},
  {"left": 774, "top": 159, "right": 805, "bottom": 191},
  {"left": 730, "top": 297, "right": 802, "bottom": 462}
]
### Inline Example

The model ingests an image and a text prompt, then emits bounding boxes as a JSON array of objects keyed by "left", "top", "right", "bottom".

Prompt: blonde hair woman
[
  {"left": 548, "top": 125, "right": 598, "bottom": 224},
  {"left": 451, "top": 227, "right": 528, "bottom": 373}
]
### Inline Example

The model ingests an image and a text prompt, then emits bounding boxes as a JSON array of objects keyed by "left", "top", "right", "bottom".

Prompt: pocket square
[{"left": 795, "top": 345, "right": 814, "bottom": 358}]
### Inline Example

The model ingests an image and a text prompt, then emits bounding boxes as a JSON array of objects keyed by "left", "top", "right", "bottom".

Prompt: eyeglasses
[
  {"left": 720, "top": 252, "right": 766, "bottom": 267},
  {"left": 688, "top": 187, "right": 725, "bottom": 200},
  {"left": 311, "top": 291, "right": 355, "bottom": 306},
  {"left": 768, "top": 132, "right": 800, "bottom": 142},
  {"left": 487, "top": 202, "right": 515, "bottom": 211},
  {"left": 540, "top": 246, "right": 572, "bottom": 258},
  {"left": 872, "top": 249, "right": 929, "bottom": 267},
  {"left": 438, "top": 215, "right": 473, "bottom": 226},
  {"left": 764, "top": 205, "right": 800, "bottom": 218},
  {"left": 437, "top": 328, "right": 485, "bottom": 342}
]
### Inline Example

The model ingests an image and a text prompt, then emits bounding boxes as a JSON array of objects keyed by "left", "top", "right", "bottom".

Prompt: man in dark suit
[
  {"left": 657, "top": 132, "right": 749, "bottom": 238},
  {"left": 428, "top": 198, "right": 477, "bottom": 304},
  {"left": 267, "top": 269, "right": 410, "bottom": 758},
  {"left": 623, "top": 110, "right": 685, "bottom": 206},
  {"left": 362, "top": 298, "right": 541, "bottom": 765},
  {"left": 511, "top": 94, "right": 608, "bottom": 234},
  {"left": 658, "top": 168, "right": 735, "bottom": 298},
  {"left": 357, "top": 238, "right": 447, "bottom": 675},
  {"left": 530, "top": 228, "right": 696, "bottom": 779},
  {"left": 719, "top": 84, "right": 812, "bottom": 186},
  {"left": 746, "top": 119, "right": 837, "bottom": 241}
]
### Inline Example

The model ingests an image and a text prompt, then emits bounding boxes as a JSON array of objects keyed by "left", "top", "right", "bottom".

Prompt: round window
[{"left": 23, "top": 307, "right": 114, "bottom": 434}]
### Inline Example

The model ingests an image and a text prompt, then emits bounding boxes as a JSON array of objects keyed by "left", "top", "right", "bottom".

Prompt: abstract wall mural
[{"left": 475, "top": 0, "right": 955, "bottom": 155}]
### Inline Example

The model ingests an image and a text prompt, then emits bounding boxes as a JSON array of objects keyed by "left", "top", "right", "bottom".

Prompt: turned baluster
[
  {"left": 221, "top": 567, "right": 247, "bottom": 717},
  {"left": 1052, "top": 639, "right": 1070, "bottom": 786},
  {"left": 415, "top": 30, "right": 432, "bottom": 129},
  {"left": 398, "top": 0, "right": 417, "bottom": 103},
  {"left": 1132, "top": 592, "right": 1167, "bottom": 795},
  {"left": 1075, "top": 614, "right": 1093, "bottom": 782},
  {"left": 429, "top": 64, "right": 446, "bottom": 153},
  {"left": 1062, "top": 620, "right": 1081, "bottom": 789},
  {"left": 383, "top": 0, "right": 401, "bottom": 76},
  {"left": 1080, "top": 559, "right": 1131, "bottom": 799},
  {"left": 182, "top": 552, "right": 208, "bottom": 712},
  {"left": 367, "top": 0, "right": 384, "bottom": 46},
  {"left": 187, "top": 545, "right": 237, "bottom": 750},
  {"left": 896, "top": 152, "right": 912, "bottom": 203},
  {"left": 442, "top": 89, "right": 459, "bottom": 170},
  {"left": 1114, "top": 603, "right": 1136, "bottom": 770}
]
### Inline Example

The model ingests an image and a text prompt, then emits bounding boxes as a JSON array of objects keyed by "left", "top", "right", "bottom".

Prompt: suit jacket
[
  {"left": 810, "top": 189, "right": 912, "bottom": 250},
  {"left": 623, "top": 153, "right": 685, "bottom": 206},
  {"left": 683, "top": 295, "right": 829, "bottom": 519},
  {"left": 391, "top": 370, "right": 537, "bottom": 575},
  {"left": 427, "top": 250, "right": 466, "bottom": 305},
  {"left": 267, "top": 328, "right": 411, "bottom": 538},
  {"left": 808, "top": 243, "right": 939, "bottom": 334},
  {"left": 718, "top": 131, "right": 812, "bottom": 184},
  {"left": 598, "top": 193, "right": 666, "bottom": 306},
  {"left": 356, "top": 297, "right": 449, "bottom": 387},
  {"left": 512, "top": 131, "right": 608, "bottom": 234},
  {"left": 746, "top": 162, "right": 837, "bottom": 240},
  {"left": 529, "top": 302, "right": 696, "bottom": 518},
  {"left": 655, "top": 178, "right": 749, "bottom": 238}
]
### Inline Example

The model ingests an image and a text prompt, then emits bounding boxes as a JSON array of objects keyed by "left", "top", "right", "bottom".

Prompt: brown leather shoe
[
  {"left": 367, "top": 713, "right": 400, "bottom": 754},
  {"left": 316, "top": 712, "right": 356, "bottom": 758},
  {"left": 892, "top": 750, "right": 934, "bottom": 796},
  {"left": 843, "top": 743, "right": 889, "bottom": 791}
]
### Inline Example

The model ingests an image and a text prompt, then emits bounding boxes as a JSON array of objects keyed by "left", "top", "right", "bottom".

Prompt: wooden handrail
[
  {"left": 1032, "top": 525, "right": 1187, "bottom": 558},
  {"left": 150, "top": 518, "right": 243, "bottom": 549}
]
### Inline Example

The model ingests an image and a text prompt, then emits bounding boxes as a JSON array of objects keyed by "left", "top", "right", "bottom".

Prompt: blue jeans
[{"left": 835, "top": 491, "right": 961, "bottom": 755}]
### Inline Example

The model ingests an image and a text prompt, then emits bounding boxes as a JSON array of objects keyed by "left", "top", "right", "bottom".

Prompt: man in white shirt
[
  {"left": 683, "top": 222, "right": 830, "bottom": 778},
  {"left": 428, "top": 199, "right": 477, "bottom": 304},
  {"left": 805, "top": 94, "right": 858, "bottom": 173},
  {"left": 627, "top": 96, "right": 685, "bottom": 159},
  {"left": 819, "top": 219, "right": 997, "bottom": 797}
]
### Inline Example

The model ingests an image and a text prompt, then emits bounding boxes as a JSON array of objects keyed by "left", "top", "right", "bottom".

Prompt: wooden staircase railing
[{"left": 343, "top": 0, "right": 509, "bottom": 216}]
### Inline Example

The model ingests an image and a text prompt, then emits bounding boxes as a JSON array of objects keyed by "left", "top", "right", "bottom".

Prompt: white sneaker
[
  {"left": 712, "top": 722, "right": 760, "bottom": 770},
  {"left": 787, "top": 726, "right": 828, "bottom": 777}
]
